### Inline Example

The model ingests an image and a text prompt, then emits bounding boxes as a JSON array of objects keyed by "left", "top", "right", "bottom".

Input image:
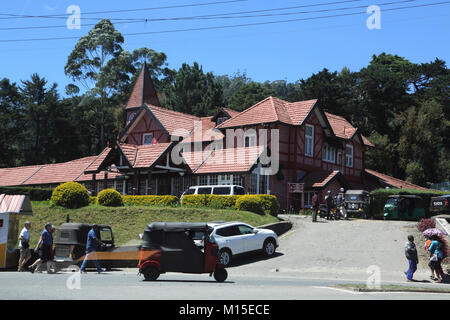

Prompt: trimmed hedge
[
  {"left": 181, "top": 195, "right": 239, "bottom": 209},
  {"left": 369, "top": 188, "right": 447, "bottom": 219},
  {"left": 0, "top": 186, "right": 53, "bottom": 201},
  {"left": 235, "top": 196, "right": 264, "bottom": 215},
  {"left": 97, "top": 189, "right": 124, "bottom": 207},
  {"left": 235, "top": 195, "right": 280, "bottom": 217},
  {"left": 50, "top": 182, "right": 90, "bottom": 209},
  {"left": 122, "top": 195, "right": 179, "bottom": 206},
  {"left": 181, "top": 194, "right": 280, "bottom": 216}
]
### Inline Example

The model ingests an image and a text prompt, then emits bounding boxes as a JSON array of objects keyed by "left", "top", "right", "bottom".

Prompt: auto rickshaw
[
  {"left": 344, "top": 190, "right": 370, "bottom": 219},
  {"left": 138, "top": 222, "right": 228, "bottom": 282},
  {"left": 54, "top": 223, "right": 140, "bottom": 269},
  {"left": 383, "top": 195, "right": 426, "bottom": 220}
]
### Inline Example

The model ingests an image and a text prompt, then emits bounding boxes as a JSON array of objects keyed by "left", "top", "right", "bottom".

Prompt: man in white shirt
[{"left": 18, "top": 221, "right": 32, "bottom": 272}]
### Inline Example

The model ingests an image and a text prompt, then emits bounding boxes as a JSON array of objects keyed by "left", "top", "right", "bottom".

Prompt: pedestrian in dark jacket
[{"left": 405, "top": 235, "right": 418, "bottom": 281}]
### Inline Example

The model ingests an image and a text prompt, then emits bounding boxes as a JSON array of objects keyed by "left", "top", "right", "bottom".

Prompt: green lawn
[{"left": 20, "top": 201, "right": 279, "bottom": 246}]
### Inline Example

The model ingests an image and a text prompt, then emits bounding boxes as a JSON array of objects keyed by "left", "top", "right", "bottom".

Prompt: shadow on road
[
  {"left": 228, "top": 252, "right": 284, "bottom": 268},
  {"left": 142, "top": 278, "right": 235, "bottom": 284}
]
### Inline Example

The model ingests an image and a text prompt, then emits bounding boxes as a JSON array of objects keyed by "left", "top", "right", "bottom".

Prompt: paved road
[
  {"left": 1, "top": 216, "right": 449, "bottom": 300},
  {"left": 0, "top": 270, "right": 449, "bottom": 300}
]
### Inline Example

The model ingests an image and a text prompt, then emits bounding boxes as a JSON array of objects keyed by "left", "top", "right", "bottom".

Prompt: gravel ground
[{"left": 233, "top": 215, "right": 439, "bottom": 284}]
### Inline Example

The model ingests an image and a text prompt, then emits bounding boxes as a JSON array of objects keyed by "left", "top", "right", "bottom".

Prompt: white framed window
[
  {"left": 305, "top": 124, "right": 314, "bottom": 157},
  {"left": 199, "top": 176, "right": 208, "bottom": 186},
  {"left": 143, "top": 133, "right": 153, "bottom": 145},
  {"left": 322, "top": 144, "right": 336, "bottom": 163},
  {"left": 345, "top": 144, "right": 354, "bottom": 167}
]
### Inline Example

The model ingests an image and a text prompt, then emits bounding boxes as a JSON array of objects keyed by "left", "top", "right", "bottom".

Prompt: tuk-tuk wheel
[
  {"left": 214, "top": 268, "right": 228, "bottom": 282},
  {"left": 142, "top": 266, "right": 160, "bottom": 281}
]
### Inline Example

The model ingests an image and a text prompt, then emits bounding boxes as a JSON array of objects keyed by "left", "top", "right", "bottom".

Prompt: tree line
[{"left": 0, "top": 20, "right": 448, "bottom": 187}]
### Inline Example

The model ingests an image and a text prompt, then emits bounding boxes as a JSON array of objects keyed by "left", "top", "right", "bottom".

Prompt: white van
[{"left": 180, "top": 185, "right": 246, "bottom": 201}]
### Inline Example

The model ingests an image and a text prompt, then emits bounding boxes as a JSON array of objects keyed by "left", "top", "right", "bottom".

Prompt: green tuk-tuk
[{"left": 383, "top": 195, "right": 426, "bottom": 220}]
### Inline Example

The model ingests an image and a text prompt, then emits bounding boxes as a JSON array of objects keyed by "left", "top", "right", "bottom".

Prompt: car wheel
[
  {"left": 263, "top": 238, "right": 276, "bottom": 257},
  {"left": 142, "top": 266, "right": 160, "bottom": 281},
  {"left": 218, "top": 249, "right": 232, "bottom": 267},
  {"left": 213, "top": 268, "right": 228, "bottom": 282}
]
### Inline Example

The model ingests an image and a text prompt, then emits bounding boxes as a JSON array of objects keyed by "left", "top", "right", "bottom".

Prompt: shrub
[
  {"left": 50, "top": 182, "right": 90, "bottom": 209},
  {"left": 122, "top": 195, "right": 178, "bottom": 207},
  {"left": 181, "top": 194, "right": 213, "bottom": 207},
  {"left": 417, "top": 218, "right": 436, "bottom": 232},
  {"left": 257, "top": 195, "right": 280, "bottom": 217},
  {"left": 235, "top": 195, "right": 264, "bottom": 215},
  {"left": 97, "top": 189, "right": 123, "bottom": 207},
  {"left": 89, "top": 196, "right": 97, "bottom": 205},
  {"left": 0, "top": 186, "right": 53, "bottom": 201}
]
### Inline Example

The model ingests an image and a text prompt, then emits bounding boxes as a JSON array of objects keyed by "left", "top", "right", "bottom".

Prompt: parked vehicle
[
  {"left": 344, "top": 190, "right": 371, "bottom": 219},
  {"left": 138, "top": 222, "right": 227, "bottom": 282},
  {"left": 180, "top": 185, "right": 246, "bottom": 201},
  {"left": 383, "top": 195, "right": 426, "bottom": 220},
  {"left": 207, "top": 221, "right": 279, "bottom": 267},
  {"left": 54, "top": 223, "right": 140, "bottom": 269},
  {"left": 430, "top": 195, "right": 450, "bottom": 215}
]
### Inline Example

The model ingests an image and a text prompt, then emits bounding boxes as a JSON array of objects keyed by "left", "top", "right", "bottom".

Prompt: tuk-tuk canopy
[
  {"left": 144, "top": 222, "right": 209, "bottom": 233},
  {"left": 55, "top": 223, "right": 111, "bottom": 245},
  {"left": 345, "top": 190, "right": 369, "bottom": 195}
]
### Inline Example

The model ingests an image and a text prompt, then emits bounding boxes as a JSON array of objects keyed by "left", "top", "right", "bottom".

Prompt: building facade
[{"left": 0, "top": 64, "right": 428, "bottom": 210}]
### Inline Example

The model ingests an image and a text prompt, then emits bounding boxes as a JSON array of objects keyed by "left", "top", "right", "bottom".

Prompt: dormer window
[
  {"left": 345, "top": 144, "right": 354, "bottom": 167},
  {"left": 216, "top": 116, "right": 228, "bottom": 125},
  {"left": 143, "top": 133, "right": 153, "bottom": 145}
]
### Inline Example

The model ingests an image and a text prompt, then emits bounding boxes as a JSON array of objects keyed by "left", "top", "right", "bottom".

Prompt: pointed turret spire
[{"left": 126, "top": 62, "right": 161, "bottom": 109}]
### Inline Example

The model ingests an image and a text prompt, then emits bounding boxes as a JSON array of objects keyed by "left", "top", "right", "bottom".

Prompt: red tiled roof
[
  {"left": 182, "top": 145, "right": 264, "bottom": 174},
  {"left": 365, "top": 169, "right": 429, "bottom": 191},
  {"left": 146, "top": 104, "right": 200, "bottom": 137},
  {"left": 312, "top": 170, "right": 341, "bottom": 188},
  {"left": 119, "top": 142, "right": 172, "bottom": 169},
  {"left": 0, "top": 165, "right": 42, "bottom": 186},
  {"left": 25, "top": 157, "right": 99, "bottom": 185},
  {"left": 84, "top": 147, "right": 112, "bottom": 173},
  {"left": 221, "top": 107, "right": 240, "bottom": 118},
  {"left": 325, "top": 112, "right": 374, "bottom": 147},
  {"left": 126, "top": 64, "right": 161, "bottom": 109},
  {"left": 182, "top": 116, "right": 224, "bottom": 143},
  {"left": 0, "top": 156, "right": 121, "bottom": 187},
  {"left": 284, "top": 99, "right": 317, "bottom": 125},
  {"left": 217, "top": 97, "right": 291, "bottom": 128}
]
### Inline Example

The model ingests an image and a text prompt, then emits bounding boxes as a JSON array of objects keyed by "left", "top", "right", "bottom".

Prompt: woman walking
[
  {"left": 29, "top": 223, "right": 54, "bottom": 274},
  {"left": 428, "top": 235, "right": 445, "bottom": 283}
]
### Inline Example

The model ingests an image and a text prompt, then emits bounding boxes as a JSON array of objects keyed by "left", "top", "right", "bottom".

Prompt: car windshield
[
  {"left": 184, "top": 188, "right": 195, "bottom": 195},
  {"left": 386, "top": 198, "right": 398, "bottom": 205}
]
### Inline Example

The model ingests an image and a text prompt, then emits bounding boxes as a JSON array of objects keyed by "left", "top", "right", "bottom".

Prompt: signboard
[{"left": 288, "top": 183, "right": 304, "bottom": 193}]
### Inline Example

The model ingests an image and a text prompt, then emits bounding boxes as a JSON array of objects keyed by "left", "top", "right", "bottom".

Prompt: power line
[
  {"left": 0, "top": 0, "right": 412, "bottom": 31},
  {"left": 0, "top": 0, "right": 248, "bottom": 20},
  {"left": 0, "top": 1, "right": 448, "bottom": 42}
]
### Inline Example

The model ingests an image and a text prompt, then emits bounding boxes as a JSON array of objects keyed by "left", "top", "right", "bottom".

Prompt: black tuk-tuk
[
  {"left": 54, "top": 223, "right": 140, "bottom": 269},
  {"left": 344, "top": 190, "right": 371, "bottom": 219},
  {"left": 138, "top": 222, "right": 227, "bottom": 282}
]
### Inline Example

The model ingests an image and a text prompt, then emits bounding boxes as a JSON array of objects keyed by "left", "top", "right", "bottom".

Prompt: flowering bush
[{"left": 417, "top": 218, "right": 436, "bottom": 232}]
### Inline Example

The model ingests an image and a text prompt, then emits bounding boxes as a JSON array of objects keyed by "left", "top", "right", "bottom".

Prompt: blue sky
[{"left": 0, "top": 0, "right": 449, "bottom": 96}]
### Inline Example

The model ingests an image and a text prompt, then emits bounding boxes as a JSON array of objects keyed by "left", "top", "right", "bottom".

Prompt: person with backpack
[
  {"left": 428, "top": 235, "right": 445, "bottom": 283},
  {"left": 404, "top": 235, "right": 418, "bottom": 281}
]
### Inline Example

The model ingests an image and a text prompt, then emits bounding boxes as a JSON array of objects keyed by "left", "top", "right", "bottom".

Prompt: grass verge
[{"left": 20, "top": 201, "right": 279, "bottom": 246}]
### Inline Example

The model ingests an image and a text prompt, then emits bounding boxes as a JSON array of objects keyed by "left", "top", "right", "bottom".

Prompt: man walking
[
  {"left": 18, "top": 221, "right": 32, "bottom": 271},
  {"left": 79, "top": 224, "right": 105, "bottom": 274},
  {"left": 405, "top": 235, "right": 419, "bottom": 281},
  {"left": 30, "top": 223, "right": 53, "bottom": 273}
]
